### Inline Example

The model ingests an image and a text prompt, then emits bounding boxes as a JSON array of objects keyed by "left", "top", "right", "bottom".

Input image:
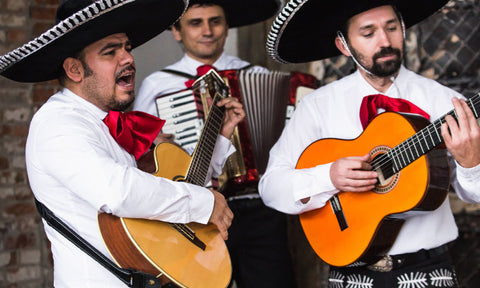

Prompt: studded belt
[{"left": 367, "top": 244, "right": 449, "bottom": 272}]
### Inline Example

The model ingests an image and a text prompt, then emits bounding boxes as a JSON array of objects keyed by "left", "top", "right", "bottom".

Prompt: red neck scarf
[
  {"left": 185, "top": 64, "right": 217, "bottom": 88},
  {"left": 103, "top": 111, "right": 165, "bottom": 160},
  {"left": 359, "top": 94, "right": 430, "bottom": 130}
]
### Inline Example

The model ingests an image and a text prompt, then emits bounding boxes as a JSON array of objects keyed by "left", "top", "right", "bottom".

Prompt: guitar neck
[
  {"left": 375, "top": 93, "right": 480, "bottom": 178},
  {"left": 185, "top": 71, "right": 229, "bottom": 186}
]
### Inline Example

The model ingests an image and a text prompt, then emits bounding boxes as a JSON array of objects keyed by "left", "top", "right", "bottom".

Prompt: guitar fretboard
[
  {"left": 185, "top": 71, "right": 229, "bottom": 186},
  {"left": 372, "top": 93, "right": 480, "bottom": 179}
]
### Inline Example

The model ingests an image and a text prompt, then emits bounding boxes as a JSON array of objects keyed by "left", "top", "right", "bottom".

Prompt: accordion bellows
[{"left": 155, "top": 69, "right": 318, "bottom": 191}]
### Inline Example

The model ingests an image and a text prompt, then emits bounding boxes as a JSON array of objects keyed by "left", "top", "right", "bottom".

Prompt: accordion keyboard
[{"left": 155, "top": 89, "right": 204, "bottom": 155}]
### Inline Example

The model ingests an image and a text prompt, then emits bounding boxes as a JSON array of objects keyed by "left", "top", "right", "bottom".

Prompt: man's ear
[
  {"left": 171, "top": 25, "right": 182, "bottom": 42},
  {"left": 62, "top": 57, "right": 83, "bottom": 82},
  {"left": 335, "top": 36, "right": 351, "bottom": 57}
]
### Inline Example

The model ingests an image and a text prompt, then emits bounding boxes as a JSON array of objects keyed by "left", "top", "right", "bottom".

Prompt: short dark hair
[
  {"left": 340, "top": 5, "right": 403, "bottom": 42},
  {"left": 172, "top": 0, "right": 228, "bottom": 30}
]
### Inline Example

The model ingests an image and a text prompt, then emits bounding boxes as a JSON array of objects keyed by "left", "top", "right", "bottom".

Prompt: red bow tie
[
  {"left": 185, "top": 64, "right": 217, "bottom": 88},
  {"left": 359, "top": 94, "right": 430, "bottom": 130},
  {"left": 103, "top": 111, "right": 165, "bottom": 160}
]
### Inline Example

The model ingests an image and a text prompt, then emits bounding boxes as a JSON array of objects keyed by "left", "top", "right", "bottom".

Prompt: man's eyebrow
[
  {"left": 186, "top": 15, "right": 224, "bottom": 23},
  {"left": 359, "top": 18, "right": 398, "bottom": 31},
  {"left": 99, "top": 41, "right": 131, "bottom": 53},
  {"left": 208, "top": 16, "right": 224, "bottom": 21},
  {"left": 186, "top": 17, "right": 203, "bottom": 23}
]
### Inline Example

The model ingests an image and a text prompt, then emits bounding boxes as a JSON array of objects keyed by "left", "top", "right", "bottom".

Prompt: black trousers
[
  {"left": 328, "top": 249, "right": 458, "bottom": 288},
  {"left": 226, "top": 198, "right": 295, "bottom": 288}
]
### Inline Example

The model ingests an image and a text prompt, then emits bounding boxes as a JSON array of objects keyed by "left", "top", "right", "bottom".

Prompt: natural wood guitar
[
  {"left": 297, "top": 94, "right": 480, "bottom": 267},
  {"left": 98, "top": 70, "right": 232, "bottom": 288}
]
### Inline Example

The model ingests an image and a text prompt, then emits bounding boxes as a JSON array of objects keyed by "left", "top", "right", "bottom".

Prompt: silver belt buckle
[{"left": 367, "top": 255, "right": 393, "bottom": 272}]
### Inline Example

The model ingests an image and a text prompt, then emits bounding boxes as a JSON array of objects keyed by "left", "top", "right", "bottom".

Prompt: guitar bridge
[
  {"left": 170, "top": 223, "right": 206, "bottom": 250},
  {"left": 330, "top": 195, "right": 348, "bottom": 231}
]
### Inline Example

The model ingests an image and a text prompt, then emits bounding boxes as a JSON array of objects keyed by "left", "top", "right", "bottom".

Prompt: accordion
[{"left": 155, "top": 69, "right": 318, "bottom": 191}]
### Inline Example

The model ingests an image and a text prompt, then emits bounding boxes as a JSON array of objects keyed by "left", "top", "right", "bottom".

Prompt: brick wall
[{"left": 0, "top": 0, "right": 59, "bottom": 287}]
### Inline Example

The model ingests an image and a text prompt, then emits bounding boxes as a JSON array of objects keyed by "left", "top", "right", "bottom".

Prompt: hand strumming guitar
[
  {"left": 208, "top": 189, "right": 234, "bottom": 240},
  {"left": 330, "top": 153, "right": 378, "bottom": 192},
  {"left": 300, "top": 153, "right": 378, "bottom": 204}
]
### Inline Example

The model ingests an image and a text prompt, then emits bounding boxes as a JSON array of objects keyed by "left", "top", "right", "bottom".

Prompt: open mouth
[{"left": 116, "top": 71, "right": 135, "bottom": 88}]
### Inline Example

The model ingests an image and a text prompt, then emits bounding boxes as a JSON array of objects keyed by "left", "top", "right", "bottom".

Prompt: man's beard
[
  {"left": 110, "top": 96, "right": 134, "bottom": 111},
  {"left": 110, "top": 65, "right": 136, "bottom": 111},
  {"left": 81, "top": 64, "right": 136, "bottom": 112},
  {"left": 351, "top": 46, "right": 402, "bottom": 77}
]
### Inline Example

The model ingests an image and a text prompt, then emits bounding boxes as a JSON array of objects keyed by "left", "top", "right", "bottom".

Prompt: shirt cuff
[
  {"left": 211, "top": 135, "right": 236, "bottom": 173},
  {"left": 293, "top": 162, "right": 338, "bottom": 202},
  {"left": 187, "top": 184, "right": 214, "bottom": 224},
  {"left": 456, "top": 160, "right": 480, "bottom": 180}
]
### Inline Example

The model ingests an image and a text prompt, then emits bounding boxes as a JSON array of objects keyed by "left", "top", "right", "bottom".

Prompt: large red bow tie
[
  {"left": 359, "top": 94, "right": 430, "bottom": 130},
  {"left": 103, "top": 111, "right": 165, "bottom": 160},
  {"left": 185, "top": 64, "right": 217, "bottom": 88}
]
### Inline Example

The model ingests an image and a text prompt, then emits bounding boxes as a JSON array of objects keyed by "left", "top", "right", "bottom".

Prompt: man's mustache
[
  {"left": 115, "top": 65, "right": 136, "bottom": 79},
  {"left": 373, "top": 47, "right": 401, "bottom": 60}
]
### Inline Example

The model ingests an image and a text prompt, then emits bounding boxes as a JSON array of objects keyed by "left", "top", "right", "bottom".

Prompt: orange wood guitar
[
  {"left": 98, "top": 70, "right": 232, "bottom": 288},
  {"left": 296, "top": 110, "right": 462, "bottom": 267}
]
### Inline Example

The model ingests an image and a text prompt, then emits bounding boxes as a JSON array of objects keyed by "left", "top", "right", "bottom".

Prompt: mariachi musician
[
  {"left": 133, "top": 0, "right": 297, "bottom": 287},
  {"left": 0, "top": 0, "right": 246, "bottom": 286},
  {"left": 259, "top": 0, "right": 480, "bottom": 287}
]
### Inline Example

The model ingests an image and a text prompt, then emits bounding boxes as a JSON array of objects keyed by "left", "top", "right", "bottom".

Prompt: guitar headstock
[{"left": 192, "top": 69, "right": 229, "bottom": 102}]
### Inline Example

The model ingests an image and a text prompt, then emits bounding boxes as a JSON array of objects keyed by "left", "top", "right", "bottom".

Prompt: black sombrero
[
  {"left": 185, "top": 0, "right": 281, "bottom": 28},
  {"left": 267, "top": 0, "right": 449, "bottom": 63},
  {"left": 0, "top": 0, "right": 188, "bottom": 83}
]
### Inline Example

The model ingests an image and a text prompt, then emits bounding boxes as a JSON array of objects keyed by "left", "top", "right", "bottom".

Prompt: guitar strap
[
  {"left": 161, "top": 64, "right": 254, "bottom": 79},
  {"left": 34, "top": 198, "right": 169, "bottom": 288}
]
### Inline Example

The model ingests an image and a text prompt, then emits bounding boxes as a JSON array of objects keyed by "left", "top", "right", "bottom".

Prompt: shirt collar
[
  {"left": 61, "top": 88, "right": 109, "bottom": 120},
  {"left": 354, "top": 65, "right": 407, "bottom": 98},
  {"left": 180, "top": 52, "right": 228, "bottom": 74}
]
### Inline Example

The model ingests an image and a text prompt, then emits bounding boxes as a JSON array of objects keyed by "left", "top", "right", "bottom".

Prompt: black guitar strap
[
  {"left": 34, "top": 198, "right": 166, "bottom": 288},
  {"left": 161, "top": 64, "right": 254, "bottom": 79}
]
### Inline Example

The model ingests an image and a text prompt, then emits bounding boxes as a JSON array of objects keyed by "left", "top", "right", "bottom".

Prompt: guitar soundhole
[{"left": 369, "top": 145, "right": 400, "bottom": 194}]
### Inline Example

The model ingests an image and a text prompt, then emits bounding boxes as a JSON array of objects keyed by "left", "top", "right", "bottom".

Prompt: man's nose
[
  {"left": 202, "top": 22, "right": 213, "bottom": 35},
  {"left": 120, "top": 49, "right": 134, "bottom": 65},
  {"left": 378, "top": 29, "right": 392, "bottom": 47}
]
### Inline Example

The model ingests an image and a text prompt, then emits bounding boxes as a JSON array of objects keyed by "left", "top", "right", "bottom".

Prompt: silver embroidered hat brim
[
  {"left": 266, "top": 0, "right": 450, "bottom": 64},
  {"left": 0, "top": 0, "right": 188, "bottom": 83}
]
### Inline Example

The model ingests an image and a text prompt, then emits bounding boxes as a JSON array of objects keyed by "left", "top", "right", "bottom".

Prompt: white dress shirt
[
  {"left": 134, "top": 52, "right": 267, "bottom": 115},
  {"left": 26, "top": 88, "right": 235, "bottom": 287},
  {"left": 134, "top": 53, "right": 267, "bottom": 200},
  {"left": 259, "top": 66, "right": 480, "bottom": 255}
]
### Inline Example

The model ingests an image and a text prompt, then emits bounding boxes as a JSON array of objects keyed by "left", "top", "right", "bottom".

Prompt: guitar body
[
  {"left": 98, "top": 142, "right": 232, "bottom": 288},
  {"left": 297, "top": 112, "right": 450, "bottom": 267}
]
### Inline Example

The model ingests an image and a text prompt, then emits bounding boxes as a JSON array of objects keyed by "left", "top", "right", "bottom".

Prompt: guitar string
[
  {"left": 369, "top": 95, "right": 480, "bottom": 173},
  {"left": 190, "top": 84, "right": 222, "bottom": 178},
  {"left": 370, "top": 117, "right": 445, "bottom": 171},
  {"left": 167, "top": 74, "right": 228, "bottom": 249},
  {"left": 187, "top": 90, "right": 224, "bottom": 185},
  {"left": 370, "top": 96, "right": 480, "bottom": 171},
  {"left": 189, "top": 111, "right": 223, "bottom": 184},
  {"left": 371, "top": 114, "right": 452, "bottom": 173}
]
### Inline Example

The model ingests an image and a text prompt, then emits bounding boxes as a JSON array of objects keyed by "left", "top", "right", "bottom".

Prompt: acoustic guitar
[
  {"left": 297, "top": 94, "right": 480, "bottom": 267},
  {"left": 98, "top": 70, "right": 232, "bottom": 288}
]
